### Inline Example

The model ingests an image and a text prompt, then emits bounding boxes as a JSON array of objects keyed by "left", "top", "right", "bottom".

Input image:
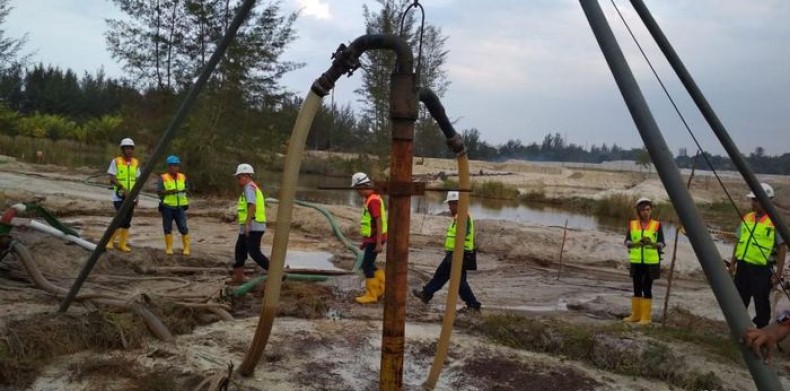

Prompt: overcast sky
[{"left": 4, "top": 0, "right": 789, "bottom": 155}]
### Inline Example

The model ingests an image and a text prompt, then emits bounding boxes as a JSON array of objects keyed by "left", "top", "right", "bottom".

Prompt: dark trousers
[
  {"left": 234, "top": 232, "right": 270, "bottom": 270},
  {"left": 734, "top": 260, "right": 772, "bottom": 328},
  {"left": 161, "top": 206, "right": 188, "bottom": 235},
  {"left": 112, "top": 201, "right": 135, "bottom": 229},
  {"left": 360, "top": 243, "right": 380, "bottom": 278},
  {"left": 631, "top": 263, "right": 655, "bottom": 299},
  {"left": 422, "top": 252, "right": 481, "bottom": 309}
]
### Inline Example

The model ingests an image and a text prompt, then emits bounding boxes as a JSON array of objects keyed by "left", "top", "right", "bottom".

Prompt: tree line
[{"left": 0, "top": 0, "right": 787, "bottom": 193}]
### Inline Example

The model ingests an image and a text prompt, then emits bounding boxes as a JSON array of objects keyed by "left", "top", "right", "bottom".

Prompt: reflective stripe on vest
[
  {"left": 628, "top": 219, "right": 660, "bottom": 264},
  {"left": 360, "top": 194, "right": 387, "bottom": 238},
  {"left": 445, "top": 214, "right": 475, "bottom": 251},
  {"left": 237, "top": 182, "right": 266, "bottom": 224},
  {"left": 735, "top": 212, "right": 775, "bottom": 266},
  {"left": 161, "top": 173, "right": 188, "bottom": 207},
  {"left": 114, "top": 157, "right": 139, "bottom": 193}
]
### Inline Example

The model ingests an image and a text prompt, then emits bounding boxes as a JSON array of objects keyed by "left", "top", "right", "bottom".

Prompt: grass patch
[
  {"left": 466, "top": 314, "right": 729, "bottom": 391},
  {"left": 443, "top": 179, "right": 520, "bottom": 200},
  {"left": 0, "top": 311, "right": 146, "bottom": 388}
]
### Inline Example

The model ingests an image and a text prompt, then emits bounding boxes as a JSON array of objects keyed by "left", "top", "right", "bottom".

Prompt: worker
[
  {"left": 106, "top": 137, "right": 140, "bottom": 252},
  {"left": 230, "top": 163, "right": 270, "bottom": 284},
  {"left": 412, "top": 191, "right": 482, "bottom": 313},
  {"left": 157, "top": 155, "right": 191, "bottom": 256},
  {"left": 731, "top": 183, "right": 786, "bottom": 328},
  {"left": 623, "top": 197, "right": 665, "bottom": 325},
  {"left": 351, "top": 172, "right": 387, "bottom": 304}
]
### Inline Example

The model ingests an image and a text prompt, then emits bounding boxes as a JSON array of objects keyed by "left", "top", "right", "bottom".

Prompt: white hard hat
[
  {"left": 444, "top": 191, "right": 460, "bottom": 203},
  {"left": 11, "top": 203, "right": 26, "bottom": 213},
  {"left": 635, "top": 197, "right": 652, "bottom": 207},
  {"left": 747, "top": 183, "right": 775, "bottom": 199},
  {"left": 351, "top": 172, "right": 371, "bottom": 187},
  {"left": 234, "top": 163, "right": 254, "bottom": 176},
  {"left": 119, "top": 138, "right": 135, "bottom": 147}
]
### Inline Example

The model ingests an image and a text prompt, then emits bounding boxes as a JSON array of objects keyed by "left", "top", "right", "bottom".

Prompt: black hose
[{"left": 419, "top": 87, "right": 466, "bottom": 156}]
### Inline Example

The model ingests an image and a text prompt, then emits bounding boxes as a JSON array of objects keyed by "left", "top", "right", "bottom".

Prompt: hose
[
  {"left": 10, "top": 241, "right": 174, "bottom": 342},
  {"left": 424, "top": 154, "right": 470, "bottom": 390},
  {"left": 231, "top": 273, "right": 330, "bottom": 298},
  {"left": 267, "top": 198, "right": 365, "bottom": 271},
  {"left": 238, "top": 91, "right": 323, "bottom": 376}
]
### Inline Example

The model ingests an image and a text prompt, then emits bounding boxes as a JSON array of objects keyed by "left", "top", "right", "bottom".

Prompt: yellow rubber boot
[
  {"left": 164, "top": 234, "right": 174, "bottom": 255},
  {"left": 118, "top": 229, "right": 132, "bottom": 253},
  {"left": 374, "top": 269, "right": 386, "bottom": 299},
  {"left": 638, "top": 298, "right": 652, "bottom": 325},
  {"left": 355, "top": 278, "right": 379, "bottom": 304},
  {"left": 106, "top": 230, "right": 119, "bottom": 250},
  {"left": 182, "top": 234, "right": 191, "bottom": 256},
  {"left": 623, "top": 297, "right": 641, "bottom": 323}
]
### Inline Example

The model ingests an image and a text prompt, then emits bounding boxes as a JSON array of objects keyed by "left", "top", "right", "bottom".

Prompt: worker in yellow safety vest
[
  {"left": 229, "top": 163, "right": 270, "bottom": 284},
  {"left": 351, "top": 172, "right": 387, "bottom": 304},
  {"left": 622, "top": 197, "right": 665, "bottom": 325},
  {"left": 412, "top": 191, "right": 482, "bottom": 314},
  {"left": 106, "top": 137, "right": 140, "bottom": 252},
  {"left": 157, "top": 155, "right": 191, "bottom": 256},
  {"left": 730, "top": 183, "right": 787, "bottom": 328}
]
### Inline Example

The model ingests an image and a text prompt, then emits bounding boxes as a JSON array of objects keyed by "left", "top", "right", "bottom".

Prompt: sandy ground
[{"left": 2, "top": 155, "right": 790, "bottom": 390}]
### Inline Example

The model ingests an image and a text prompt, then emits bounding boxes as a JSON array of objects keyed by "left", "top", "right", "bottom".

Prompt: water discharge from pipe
[{"left": 238, "top": 91, "right": 323, "bottom": 376}]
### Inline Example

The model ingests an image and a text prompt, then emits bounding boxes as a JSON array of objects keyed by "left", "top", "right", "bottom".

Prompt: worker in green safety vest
[
  {"left": 157, "top": 155, "right": 191, "bottom": 256},
  {"left": 622, "top": 197, "right": 665, "bottom": 326},
  {"left": 351, "top": 172, "right": 387, "bottom": 304},
  {"left": 731, "top": 183, "right": 787, "bottom": 328},
  {"left": 106, "top": 137, "right": 140, "bottom": 253},
  {"left": 229, "top": 163, "right": 270, "bottom": 284},
  {"left": 412, "top": 191, "right": 481, "bottom": 314}
]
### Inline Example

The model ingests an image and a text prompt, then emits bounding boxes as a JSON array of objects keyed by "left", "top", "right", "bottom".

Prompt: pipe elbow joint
[
  {"left": 311, "top": 43, "right": 362, "bottom": 97},
  {"left": 446, "top": 134, "right": 467, "bottom": 156}
]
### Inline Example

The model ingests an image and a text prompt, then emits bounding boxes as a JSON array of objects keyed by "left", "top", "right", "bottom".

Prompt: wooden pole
[{"left": 556, "top": 219, "right": 569, "bottom": 280}]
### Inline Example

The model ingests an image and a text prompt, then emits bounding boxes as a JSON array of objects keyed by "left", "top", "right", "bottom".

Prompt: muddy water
[{"left": 285, "top": 250, "right": 342, "bottom": 271}]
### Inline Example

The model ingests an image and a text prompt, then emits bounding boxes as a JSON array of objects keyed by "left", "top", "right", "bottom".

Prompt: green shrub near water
[{"left": 442, "top": 179, "right": 520, "bottom": 200}]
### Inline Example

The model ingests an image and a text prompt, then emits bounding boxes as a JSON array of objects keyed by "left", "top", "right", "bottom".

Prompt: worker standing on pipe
[
  {"left": 106, "top": 138, "right": 140, "bottom": 252},
  {"left": 157, "top": 155, "right": 191, "bottom": 256},
  {"left": 730, "top": 183, "right": 787, "bottom": 328},
  {"left": 230, "top": 163, "right": 270, "bottom": 284},
  {"left": 623, "top": 197, "right": 665, "bottom": 325},
  {"left": 412, "top": 191, "right": 481, "bottom": 313},
  {"left": 351, "top": 172, "right": 387, "bottom": 304}
]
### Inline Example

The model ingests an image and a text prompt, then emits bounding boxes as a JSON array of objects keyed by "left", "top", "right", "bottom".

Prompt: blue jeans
[
  {"left": 360, "top": 243, "right": 381, "bottom": 278},
  {"left": 161, "top": 206, "right": 188, "bottom": 235},
  {"left": 422, "top": 252, "right": 481, "bottom": 309}
]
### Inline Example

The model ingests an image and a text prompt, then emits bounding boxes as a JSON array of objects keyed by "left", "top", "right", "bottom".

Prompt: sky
[{"left": 4, "top": 0, "right": 789, "bottom": 155}]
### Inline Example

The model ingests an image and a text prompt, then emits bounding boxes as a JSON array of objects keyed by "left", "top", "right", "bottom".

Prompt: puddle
[{"left": 284, "top": 250, "right": 344, "bottom": 271}]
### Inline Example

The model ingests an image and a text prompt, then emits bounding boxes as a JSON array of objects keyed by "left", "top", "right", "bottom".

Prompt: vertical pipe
[
  {"left": 58, "top": 0, "right": 257, "bottom": 313},
  {"left": 579, "top": 1, "right": 783, "bottom": 390},
  {"left": 380, "top": 71, "right": 418, "bottom": 390},
  {"left": 629, "top": 0, "right": 790, "bottom": 264}
]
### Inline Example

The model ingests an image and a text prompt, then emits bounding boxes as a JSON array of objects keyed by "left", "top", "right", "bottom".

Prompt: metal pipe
[
  {"left": 380, "top": 64, "right": 418, "bottom": 390},
  {"left": 630, "top": 0, "right": 790, "bottom": 276},
  {"left": 58, "top": 0, "right": 257, "bottom": 313},
  {"left": 580, "top": 1, "right": 783, "bottom": 390}
]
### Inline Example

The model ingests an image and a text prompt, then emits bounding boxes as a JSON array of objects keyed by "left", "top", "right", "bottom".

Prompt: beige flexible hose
[
  {"left": 424, "top": 154, "right": 471, "bottom": 389},
  {"left": 238, "top": 91, "right": 323, "bottom": 376}
]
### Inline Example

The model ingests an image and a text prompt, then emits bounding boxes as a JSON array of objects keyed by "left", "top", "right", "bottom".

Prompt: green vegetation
[
  {"left": 467, "top": 313, "right": 733, "bottom": 391},
  {"left": 443, "top": 179, "right": 520, "bottom": 200}
]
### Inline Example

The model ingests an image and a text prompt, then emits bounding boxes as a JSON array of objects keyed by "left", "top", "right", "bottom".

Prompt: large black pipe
[
  {"left": 630, "top": 0, "right": 790, "bottom": 267},
  {"left": 418, "top": 87, "right": 466, "bottom": 156},
  {"left": 58, "top": 0, "right": 258, "bottom": 313},
  {"left": 579, "top": 1, "right": 783, "bottom": 390}
]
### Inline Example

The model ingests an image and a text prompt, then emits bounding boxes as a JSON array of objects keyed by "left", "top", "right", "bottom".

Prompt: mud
[{"left": 2, "top": 155, "right": 790, "bottom": 390}]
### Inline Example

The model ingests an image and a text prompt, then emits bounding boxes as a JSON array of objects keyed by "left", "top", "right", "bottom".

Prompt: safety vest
[
  {"left": 114, "top": 157, "right": 139, "bottom": 193},
  {"left": 628, "top": 219, "right": 660, "bottom": 264},
  {"left": 237, "top": 182, "right": 266, "bottom": 225},
  {"left": 160, "top": 173, "right": 188, "bottom": 207},
  {"left": 360, "top": 193, "right": 387, "bottom": 238},
  {"left": 445, "top": 214, "right": 475, "bottom": 252},
  {"left": 735, "top": 212, "right": 775, "bottom": 266}
]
